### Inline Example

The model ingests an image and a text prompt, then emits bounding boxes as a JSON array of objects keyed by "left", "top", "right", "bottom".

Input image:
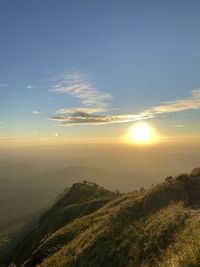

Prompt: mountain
[
  {"left": 0, "top": 164, "right": 154, "bottom": 218},
  {"left": 0, "top": 163, "right": 154, "bottom": 265},
  {"left": 10, "top": 182, "right": 119, "bottom": 267},
  {"left": 5, "top": 168, "right": 200, "bottom": 267},
  {"left": 0, "top": 165, "right": 154, "bottom": 239}
]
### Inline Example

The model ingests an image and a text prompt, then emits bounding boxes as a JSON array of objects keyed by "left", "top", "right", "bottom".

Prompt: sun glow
[{"left": 125, "top": 123, "right": 158, "bottom": 145}]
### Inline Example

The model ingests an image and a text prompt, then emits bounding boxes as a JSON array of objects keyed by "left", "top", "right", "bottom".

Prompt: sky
[{"left": 1, "top": 0, "right": 200, "bottom": 144}]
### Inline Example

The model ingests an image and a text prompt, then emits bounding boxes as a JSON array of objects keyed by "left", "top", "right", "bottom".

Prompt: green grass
[
  {"left": 155, "top": 218, "right": 200, "bottom": 267},
  {"left": 8, "top": 169, "right": 200, "bottom": 267}
]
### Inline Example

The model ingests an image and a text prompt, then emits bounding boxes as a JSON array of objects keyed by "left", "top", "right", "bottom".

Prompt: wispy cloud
[
  {"left": 32, "top": 110, "right": 43, "bottom": 115},
  {"left": 26, "top": 85, "right": 35, "bottom": 90},
  {"left": 173, "top": 124, "right": 184, "bottom": 128},
  {"left": 52, "top": 71, "right": 112, "bottom": 111},
  {"left": 56, "top": 107, "right": 106, "bottom": 115},
  {"left": 0, "top": 121, "right": 4, "bottom": 124},
  {"left": 48, "top": 113, "right": 153, "bottom": 126},
  {"left": 49, "top": 88, "right": 200, "bottom": 126},
  {"left": 145, "top": 89, "right": 200, "bottom": 115}
]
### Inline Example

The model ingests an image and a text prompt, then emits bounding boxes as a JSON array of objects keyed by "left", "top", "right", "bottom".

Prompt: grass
[
  {"left": 8, "top": 169, "right": 200, "bottom": 267},
  {"left": 156, "top": 218, "right": 200, "bottom": 267}
]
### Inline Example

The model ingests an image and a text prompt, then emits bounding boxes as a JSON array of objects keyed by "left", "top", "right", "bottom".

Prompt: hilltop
[{"left": 6, "top": 168, "right": 200, "bottom": 267}]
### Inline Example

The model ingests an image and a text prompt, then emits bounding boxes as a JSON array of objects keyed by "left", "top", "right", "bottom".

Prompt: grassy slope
[
  {"left": 12, "top": 182, "right": 119, "bottom": 267},
  {"left": 9, "top": 169, "right": 200, "bottom": 267}
]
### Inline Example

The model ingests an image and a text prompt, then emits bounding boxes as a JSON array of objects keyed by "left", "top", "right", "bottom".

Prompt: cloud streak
[
  {"left": 49, "top": 89, "right": 200, "bottom": 126},
  {"left": 52, "top": 71, "right": 112, "bottom": 111},
  {"left": 48, "top": 112, "right": 153, "bottom": 126},
  {"left": 32, "top": 110, "right": 43, "bottom": 115},
  {"left": 56, "top": 107, "right": 106, "bottom": 115},
  {"left": 146, "top": 89, "right": 200, "bottom": 115},
  {"left": 26, "top": 85, "right": 35, "bottom": 90},
  {"left": 173, "top": 124, "right": 184, "bottom": 128}
]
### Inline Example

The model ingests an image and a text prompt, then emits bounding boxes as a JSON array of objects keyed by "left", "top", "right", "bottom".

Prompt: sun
[
  {"left": 131, "top": 123, "right": 152, "bottom": 143},
  {"left": 128, "top": 123, "right": 156, "bottom": 144}
]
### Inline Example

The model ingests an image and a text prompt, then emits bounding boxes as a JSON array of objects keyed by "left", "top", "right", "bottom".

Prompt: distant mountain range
[
  {"left": 3, "top": 168, "right": 200, "bottom": 267},
  {"left": 0, "top": 164, "right": 155, "bottom": 231}
]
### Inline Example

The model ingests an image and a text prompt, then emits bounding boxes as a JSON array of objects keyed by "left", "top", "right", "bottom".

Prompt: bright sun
[{"left": 129, "top": 123, "right": 155, "bottom": 144}]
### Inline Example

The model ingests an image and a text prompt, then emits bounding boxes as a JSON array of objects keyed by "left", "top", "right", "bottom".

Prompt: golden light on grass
[{"left": 123, "top": 122, "right": 159, "bottom": 145}]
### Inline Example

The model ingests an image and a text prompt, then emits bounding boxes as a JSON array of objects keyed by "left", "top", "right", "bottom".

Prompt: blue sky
[{"left": 1, "top": 0, "right": 200, "bottom": 141}]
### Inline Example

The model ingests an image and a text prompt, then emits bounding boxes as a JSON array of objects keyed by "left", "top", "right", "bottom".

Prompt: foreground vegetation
[{"left": 4, "top": 168, "right": 200, "bottom": 267}]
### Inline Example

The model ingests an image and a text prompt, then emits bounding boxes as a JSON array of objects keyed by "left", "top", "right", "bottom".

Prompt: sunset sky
[{"left": 1, "top": 0, "right": 200, "bottom": 144}]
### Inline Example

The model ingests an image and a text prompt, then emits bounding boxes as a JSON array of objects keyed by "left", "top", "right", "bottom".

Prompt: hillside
[
  {"left": 6, "top": 168, "right": 200, "bottom": 267},
  {"left": 0, "top": 163, "right": 154, "bottom": 260}
]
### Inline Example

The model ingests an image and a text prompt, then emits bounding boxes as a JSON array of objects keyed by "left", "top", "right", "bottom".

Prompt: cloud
[
  {"left": 32, "top": 110, "right": 43, "bottom": 115},
  {"left": 56, "top": 107, "right": 106, "bottom": 115},
  {"left": 145, "top": 89, "right": 200, "bottom": 115},
  {"left": 49, "top": 89, "right": 200, "bottom": 126},
  {"left": 48, "top": 110, "right": 153, "bottom": 126},
  {"left": 52, "top": 71, "right": 112, "bottom": 111},
  {"left": 26, "top": 85, "right": 35, "bottom": 89},
  {"left": 0, "top": 121, "right": 4, "bottom": 124},
  {"left": 173, "top": 124, "right": 184, "bottom": 128}
]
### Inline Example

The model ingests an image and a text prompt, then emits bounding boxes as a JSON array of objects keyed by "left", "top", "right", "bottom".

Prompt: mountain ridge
[{"left": 5, "top": 168, "right": 200, "bottom": 267}]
